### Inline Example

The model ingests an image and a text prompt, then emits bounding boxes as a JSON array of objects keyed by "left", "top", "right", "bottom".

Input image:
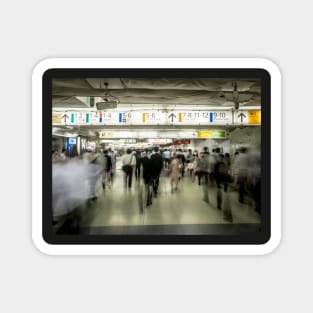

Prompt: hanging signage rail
[{"left": 52, "top": 109, "right": 261, "bottom": 126}]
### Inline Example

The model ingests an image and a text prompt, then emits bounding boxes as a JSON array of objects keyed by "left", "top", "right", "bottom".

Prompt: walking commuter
[
  {"left": 150, "top": 146, "right": 163, "bottom": 196},
  {"left": 108, "top": 148, "right": 116, "bottom": 183},
  {"left": 121, "top": 149, "right": 136, "bottom": 189},
  {"left": 177, "top": 149, "right": 186, "bottom": 177},
  {"left": 94, "top": 151, "right": 104, "bottom": 188},
  {"left": 86, "top": 152, "right": 102, "bottom": 201},
  {"left": 208, "top": 149, "right": 217, "bottom": 185},
  {"left": 103, "top": 150, "right": 112, "bottom": 188},
  {"left": 214, "top": 153, "right": 229, "bottom": 198},
  {"left": 135, "top": 150, "right": 142, "bottom": 181},
  {"left": 141, "top": 151, "right": 154, "bottom": 206},
  {"left": 214, "top": 149, "right": 233, "bottom": 221},
  {"left": 247, "top": 147, "right": 261, "bottom": 213},
  {"left": 169, "top": 154, "right": 180, "bottom": 193},
  {"left": 236, "top": 147, "right": 249, "bottom": 203},
  {"left": 197, "top": 152, "right": 210, "bottom": 185},
  {"left": 60, "top": 148, "right": 67, "bottom": 161},
  {"left": 198, "top": 148, "right": 210, "bottom": 202},
  {"left": 231, "top": 151, "right": 239, "bottom": 185},
  {"left": 191, "top": 151, "right": 199, "bottom": 183},
  {"left": 225, "top": 153, "right": 231, "bottom": 168},
  {"left": 186, "top": 149, "right": 194, "bottom": 176},
  {"left": 203, "top": 146, "right": 209, "bottom": 154},
  {"left": 52, "top": 149, "right": 63, "bottom": 162},
  {"left": 162, "top": 149, "right": 171, "bottom": 169}
]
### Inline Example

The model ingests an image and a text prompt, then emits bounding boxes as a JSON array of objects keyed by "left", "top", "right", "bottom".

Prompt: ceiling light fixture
[{"left": 96, "top": 82, "right": 120, "bottom": 110}]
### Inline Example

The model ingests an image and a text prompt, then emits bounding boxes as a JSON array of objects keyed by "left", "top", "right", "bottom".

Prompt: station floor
[{"left": 78, "top": 168, "right": 261, "bottom": 232}]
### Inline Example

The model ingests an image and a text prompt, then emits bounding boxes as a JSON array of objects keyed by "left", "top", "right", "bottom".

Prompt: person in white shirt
[
  {"left": 162, "top": 149, "right": 171, "bottom": 169},
  {"left": 60, "top": 148, "right": 67, "bottom": 161},
  {"left": 121, "top": 149, "right": 136, "bottom": 188}
]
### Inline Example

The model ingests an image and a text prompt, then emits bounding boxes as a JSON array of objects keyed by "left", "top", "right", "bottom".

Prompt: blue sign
[
  {"left": 119, "top": 113, "right": 122, "bottom": 123},
  {"left": 68, "top": 138, "right": 77, "bottom": 145},
  {"left": 210, "top": 112, "right": 213, "bottom": 122}
]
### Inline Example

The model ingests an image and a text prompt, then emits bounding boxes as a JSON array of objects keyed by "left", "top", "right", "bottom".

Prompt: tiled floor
[{"left": 80, "top": 168, "right": 261, "bottom": 228}]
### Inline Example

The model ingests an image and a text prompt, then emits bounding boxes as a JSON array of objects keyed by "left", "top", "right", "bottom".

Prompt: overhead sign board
[
  {"left": 248, "top": 110, "right": 261, "bottom": 124},
  {"left": 196, "top": 130, "right": 227, "bottom": 139},
  {"left": 234, "top": 110, "right": 261, "bottom": 125},
  {"left": 53, "top": 109, "right": 260, "bottom": 126},
  {"left": 98, "top": 130, "right": 228, "bottom": 139},
  {"left": 166, "top": 111, "right": 233, "bottom": 125},
  {"left": 52, "top": 112, "right": 62, "bottom": 125}
]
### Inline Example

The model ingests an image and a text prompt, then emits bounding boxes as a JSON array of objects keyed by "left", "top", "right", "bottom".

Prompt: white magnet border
[{"left": 32, "top": 58, "right": 281, "bottom": 255}]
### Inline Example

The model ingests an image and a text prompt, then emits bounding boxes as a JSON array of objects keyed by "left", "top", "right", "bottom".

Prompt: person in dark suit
[
  {"left": 141, "top": 151, "right": 154, "bottom": 206},
  {"left": 134, "top": 150, "right": 142, "bottom": 181},
  {"left": 141, "top": 152, "right": 152, "bottom": 183},
  {"left": 150, "top": 146, "right": 163, "bottom": 196}
]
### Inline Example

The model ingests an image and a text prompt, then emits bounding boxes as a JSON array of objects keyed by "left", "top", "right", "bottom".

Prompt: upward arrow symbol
[
  {"left": 62, "top": 114, "right": 69, "bottom": 123},
  {"left": 168, "top": 113, "right": 176, "bottom": 122},
  {"left": 238, "top": 112, "right": 246, "bottom": 123}
]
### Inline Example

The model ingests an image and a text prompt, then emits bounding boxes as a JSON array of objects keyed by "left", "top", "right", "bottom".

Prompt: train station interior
[{"left": 51, "top": 77, "right": 261, "bottom": 234}]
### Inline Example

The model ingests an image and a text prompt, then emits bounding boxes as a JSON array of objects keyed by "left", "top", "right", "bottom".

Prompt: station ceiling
[{"left": 52, "top": 78, "right": 261, "bottom": 109}]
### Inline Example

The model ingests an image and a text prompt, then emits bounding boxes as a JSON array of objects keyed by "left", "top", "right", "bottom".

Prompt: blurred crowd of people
[
  {"left": 52, "top": 148, "right": 117, "bottom": 217},
  {"left": 121, "top": 146, "right": 261, "bottom": 216},
  {"left": 52, "top": 144, "right": 261, "bottom": 221}
]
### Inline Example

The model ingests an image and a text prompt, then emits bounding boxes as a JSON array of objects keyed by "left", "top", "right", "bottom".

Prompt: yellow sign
[
  {"left": 52, "top": 112, "right": 62, "bottom": 124},
  {"left": 248, "top": 110, "right": 261, "bottom": 124},
  {"left": 196, "top": 130, "right": 226, "bottom": 139},
  {"left": 99, "top": 131, "right": 114, "bottom": 138},
  {"left": 197, "top": 130, "right": 212, "bottom": 138}
]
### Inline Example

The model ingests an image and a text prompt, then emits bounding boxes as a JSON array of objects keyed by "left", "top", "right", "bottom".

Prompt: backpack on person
[
  {"left": 215, "top": 159, "right": 232, "bottom": 183},
  {"left": 122, "top": 155, "right": 134, "bottom": 174}
]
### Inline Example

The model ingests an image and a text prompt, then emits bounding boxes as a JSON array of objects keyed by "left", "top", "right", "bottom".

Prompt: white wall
[
  {"left": 229, "top": 126, "right": 261, "bottom": 154},
  {"left": 230, "top": 126, "right": 261, "bottom": 146},
  {"left": 182, "top": 127, "right": 261, "bottom": 156},
  {"left": 190, "top": 139, "right": 231, "bottom": 154}
]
